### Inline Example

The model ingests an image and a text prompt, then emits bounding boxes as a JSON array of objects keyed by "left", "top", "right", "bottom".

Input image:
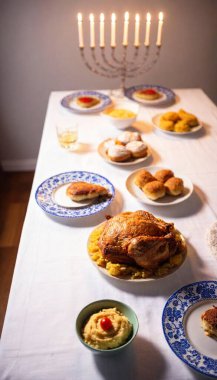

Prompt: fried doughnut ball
[
  {"left": 174, "top": 120, "right": 191, "bottom": 133},
  {"left": 164, "top": 177, "right": 184, "bottom": 196},
  {"left": 143, "top": 180, "right": 166, "bottom": 201},
  {"left": 162, "top": 112, "right": 180, "bottom": 122},
  {"left": 154, "top": 169, "right": 174, "bottom": 183},
  {"left": 159, "top": 117, "right": 174, "bottom": 131},
  {"left": 178, "top": 109, "right": 199, "bottom": 127}
]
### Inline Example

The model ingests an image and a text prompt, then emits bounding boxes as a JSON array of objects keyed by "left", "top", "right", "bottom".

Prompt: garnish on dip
[{"left": 100, "top": 317, "right": 113, "bottom": 331}]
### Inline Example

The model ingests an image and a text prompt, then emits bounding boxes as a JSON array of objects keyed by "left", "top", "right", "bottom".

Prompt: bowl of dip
[
  {"left": 101, "top": 100, "right": 139, "bottom": 129},
  {"left": 76, "top": 299, "right": 139, "bottom": 354}
]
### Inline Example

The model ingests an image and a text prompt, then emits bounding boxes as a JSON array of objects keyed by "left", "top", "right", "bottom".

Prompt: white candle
[
  {"left": 89, "top": 13, "right": 95, "bottom": 47},
  {"left": 134, "top": 13, "right": 140, "bottom": 47},
  {"left": 111, "top": 13, "right": 116, "bottom": 47},
  {"left": 156, "top": 11, "right": 164, "bottom": 46},
  {"left": 144, "top": 12, "right": 151, "bottom": 46},
  {"left": 99, "top": 13, "right": 105, "bottom": 47},
  {"left": 77, "top": 13, "right": 84, "bottom": 48},
  {"left": 123, "top": 11, "right": 129, "bottom": 46}
]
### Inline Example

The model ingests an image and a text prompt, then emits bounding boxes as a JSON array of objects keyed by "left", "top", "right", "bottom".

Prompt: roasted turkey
[{"left": 98, "top": 211, "right": 180, "bottom": 269}]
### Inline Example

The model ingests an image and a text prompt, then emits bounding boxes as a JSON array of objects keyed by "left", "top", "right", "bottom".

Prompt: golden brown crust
[
  {"left": 154, "top": 169, "right": 174, "bottom": 183},
  {"left": 134, "top": 170, "right": 156, "bottom": 189},
  {"left": 76, "top": 96, "right": 100, "bottom": 108},
  {"left": 143, "top": 180, "right": 166, "bottom": 201},
  {"left": 164, "top": 177, "right": 184, "bottom": 196},
  {"left": 135, "top": 89, "right": 161, "bottom": 100},
  {"left": 201, "top": 306, "right": 217, "bottom": 336},
  {"left": 66, "top": 181, "right": 108, "bottom": 201}
]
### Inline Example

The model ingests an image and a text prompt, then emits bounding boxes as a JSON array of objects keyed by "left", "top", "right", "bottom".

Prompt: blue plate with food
[
  {"left": 61, "top": 90, "right": 112, "bottom": 114},
  {"left": 162, "top": 281, "right": 217, "bottom": 378},
  {"left": 35, "top": 171, "right": 115, "bottom": 218},
  {"left": 125, "top": 85, "right": 176, "bottom": 106}
]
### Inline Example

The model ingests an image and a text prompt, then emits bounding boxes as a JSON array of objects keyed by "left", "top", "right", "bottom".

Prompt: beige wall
[{"left": 0, "top": 0, "right": 217, "bottom": 169}]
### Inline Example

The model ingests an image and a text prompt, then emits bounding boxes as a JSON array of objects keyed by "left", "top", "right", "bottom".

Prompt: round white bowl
[{"left": 101, "top": 100, "right": 139, "bottom": 129}]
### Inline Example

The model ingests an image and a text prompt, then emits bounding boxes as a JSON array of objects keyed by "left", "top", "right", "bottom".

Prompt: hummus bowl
[{"left": 76, "top": 299, "right": 139, "bottom": 354}]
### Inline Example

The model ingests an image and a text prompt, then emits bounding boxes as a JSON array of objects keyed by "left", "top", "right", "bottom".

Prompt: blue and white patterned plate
[
  {"left": 162, "top": 281, "right": 217, "bottom": 378},
  {"left": 35, "top": 171, "right": 115, "bottom": 218},
  {"left": 125, "top": 85, "right": 176, "bottom": 106},
  {"left": 61, "top": 91, "right": 112, "bottom": 114}
]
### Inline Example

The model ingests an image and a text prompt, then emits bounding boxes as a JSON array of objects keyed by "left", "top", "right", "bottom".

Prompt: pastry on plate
[
  {"left": 143, "top": 180, "right": 166, "bottom": 201},
  {"left": 116, "top": 131, "right": 142, "bottom": 145},
  {"left": 76, "top": 96, "right": 100, "bottom": 108},
  {"left": 178, "top": 109, "right": 199, "bottom": 127},
  {"left": 201, "top": 305, "right": 217, "bottom": 337},
  {"left": 164, "top": 177, "right": 184, "bottom": 196},
  {"left": 161, "top": 112, "right": 180, "bottom": 122},
  {"left": 159, "top": 117, "right": 174, "bottom": 131},
  {"left": 174, "top": 120, "right": 191, "bottom": 133},
  {"left": 107, "top": 145, "right": 132, "bottom": 162},
  {"left": 66, "top": 181, "right": 108, "bottom": 201},
  {"left": 154, "top": 169, "right": 174, "bottom": 183},
  {"left": 134, "top": 169, "right": 156, "bottom": 189},
  {"left": 126, "top": 141, "right": 148, "bottom": 158},
  {"left": 134, "top": 88, "right": 161, "bottom": 101}
]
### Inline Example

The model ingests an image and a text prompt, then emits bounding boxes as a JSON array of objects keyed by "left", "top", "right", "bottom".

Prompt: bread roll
[
  {"left": 164, "top": 177, "right": 184, "bottom": 196},
  {"left": 126, "top": 141, "right": 148, "bottom": 158},
  {"left": 143, "top": 181, "right": 166, "bottom": 200},
  {"left": 134, "top": 170, "right": 156, "bottom": 189},
  {"left": 116, "top": 131, "right": 142, "bottom": 145},
  {"left": 107, "top": 145, "right": 131, "bottom": 162},
  {"left": 155, "top": 169, "right": 174, "bottom": 183}
]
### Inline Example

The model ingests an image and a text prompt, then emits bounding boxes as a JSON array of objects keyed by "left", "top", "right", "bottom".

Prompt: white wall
[{"left": 0, "top": 0, "right": 217, "bottom": 170}]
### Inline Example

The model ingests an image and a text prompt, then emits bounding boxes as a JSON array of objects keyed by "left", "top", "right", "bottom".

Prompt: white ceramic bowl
[{"left": 101, "top": 99, "right": 139, "bottom": 129}]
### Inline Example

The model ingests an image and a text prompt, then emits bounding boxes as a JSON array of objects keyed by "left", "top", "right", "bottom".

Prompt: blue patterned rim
[
  {"left": 61, "top": 90, "right": 112, "bottom": 114},
  {"left": 125, "top": 84, "right": 175, "bottom": 104},
  {"left": 35, "top": 171, "right": 115, "bottom": 218},
  {"left": 162, "top": 281, "right": 217, "bottom": 378}
]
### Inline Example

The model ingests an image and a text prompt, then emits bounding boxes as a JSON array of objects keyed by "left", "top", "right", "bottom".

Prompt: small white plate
[
  {"left": 162, "top": 281, "right": 217, "bottom": 378},
  {"left": 152, "top": 114, "right": 203, "bottom": 136},
  {"left": 98, "top": 139, "right": 152, "bottom": 166},
  {"left": 126, "top": 166, "right": 193, "bottom": 206}
]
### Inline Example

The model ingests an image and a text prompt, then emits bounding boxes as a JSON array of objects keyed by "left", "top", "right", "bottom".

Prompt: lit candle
[
  {"left": 99, "top": 13, "right": 105, "bottom": 47},
  {"left": 123, "top": 11, "right": 129, "bottom": 46},
  {"left": 156, "top": 12, "right": 164, "bottom": 46},
  {"left": 77, "top": 13, "right": 84, "bottom": 48},
  {"left": 111, "top": 13, "right": 116, "bottom": 47},
  {"left": 144, "top": 12, "right": 151, "bottom": 46},
  {"left": 134, "top": 14, "right": 140, "bottom": 47},
  {"left": 89, "top": 13, "right": 95, "bottom": 47}
]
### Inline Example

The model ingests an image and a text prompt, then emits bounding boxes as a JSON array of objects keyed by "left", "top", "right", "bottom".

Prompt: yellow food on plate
[
  {"left": 82, "top": 307, "right": 132, "bottom": 349},
  {"left": 162, "top": 112, "right": 181, "bottom": 122},
  {"left": 178, "top": 109, "right": 199, "bottom": 127},
  {"left": 174, "top": 120, "right": 191, "bottom": 133},
  {"left": 104, "top": 108, "right": 136, "bottom": 119},
  {"left": 159, "top": 117, "right": 174, "bottom": 131}
]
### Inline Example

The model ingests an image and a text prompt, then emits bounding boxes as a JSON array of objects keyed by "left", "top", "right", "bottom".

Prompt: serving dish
[
  {"left": 35, "top": 171, "right": 115, "bottom": 218},
  {"left": 101, "top": 99, "right": 139, "bottom": 129},
  {"left": 61, "top": 90, "right": 112, "bottom": 114},
  {"left": 126, "top": 166, "right": 193, "bottom": 206},
  {"left": 98, "top": 138, "right": 151, "bottom": 166},
  {"left": 162, "top": 281, "right": 217, "bottom": 378},
  {"left": 76, "top": 299, "right": 139, "bottom": 354},
  {"left": 125, "top": 84, "right": 176, "bottom": 106},
  {"left": 87, "top": 221, "right": 187, "bottom": 282},
  {"left": 152, "top": 114, "right": 203, "bottom": 135}
]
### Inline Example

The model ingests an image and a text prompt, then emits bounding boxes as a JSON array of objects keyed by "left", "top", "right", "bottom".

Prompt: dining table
[{"left": 0, "top": 88, "right": 217, "bottom": 380}]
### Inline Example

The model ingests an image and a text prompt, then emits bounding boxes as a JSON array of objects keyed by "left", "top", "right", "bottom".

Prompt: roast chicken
[{"left": 98, "top": 211, "right": 180, "bottom": 270}]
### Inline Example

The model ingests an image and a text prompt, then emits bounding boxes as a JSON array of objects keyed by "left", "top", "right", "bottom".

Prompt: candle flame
[
  {"left": 124, "top": 11, "right": 129, "bottom": 21},
  {"left": 111, "top": 13, "right": 116, "bottom": 22},
  {"left": 77, "top": 13, "right": 82, "bottom": 22},
  {"left": 146, "top": 12, "right": 151, "bottom": 22},
  {"left": 100, "top": 13, "right": 104, "bottom": 22},
  {"left": 135, "top": 13, "right": 140, "bottom": 22},
  {"left": 159, "top": 12, "right": 164, "bottom": 21},
  {"left": 89, "top": 13, "right": 94, "bottom": 22}
]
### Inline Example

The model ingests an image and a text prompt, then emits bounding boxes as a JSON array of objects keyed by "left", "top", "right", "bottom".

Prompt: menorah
[{"left": 77, "top": 11, "right": 164, "bottom": 93}]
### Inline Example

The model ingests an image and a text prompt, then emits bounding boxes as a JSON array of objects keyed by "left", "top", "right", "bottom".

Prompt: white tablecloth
[{"left": 1, "top": 89, "right": 217, "bottom": 380}]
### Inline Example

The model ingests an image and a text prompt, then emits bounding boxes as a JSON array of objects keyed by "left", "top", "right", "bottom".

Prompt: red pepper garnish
[
  {"left": 78, "top": 96, "right": 94, "bottom": 103},
  {"left": 100, "top": 317, "right": 113, "bottom": 331},
  {"left": 140, "top": 88, "right": 157, "bottom": 95}
]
